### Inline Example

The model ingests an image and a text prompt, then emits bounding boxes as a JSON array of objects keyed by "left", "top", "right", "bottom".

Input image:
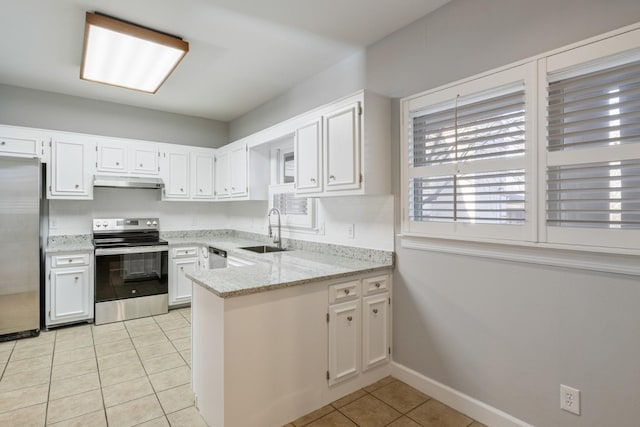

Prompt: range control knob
[
  {"left": 147, "top": 221, "right": 152, "bottom": 226},
  {"left": 95, "top": 223, "right": 101, "bottom": 227},
  {"left": 102, "top": 221, "right": 108, "bottom": 228},
  {"left": 152, "top": 221, "right": 158, "bottom": 226}
]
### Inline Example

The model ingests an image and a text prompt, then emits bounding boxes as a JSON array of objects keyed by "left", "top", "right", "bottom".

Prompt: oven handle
[{"left": 95, "top": 246, "right": 169, "bottom": 256}]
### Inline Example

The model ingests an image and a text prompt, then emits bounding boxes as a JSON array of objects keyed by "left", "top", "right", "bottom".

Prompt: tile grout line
[
  {"left": 90, "top": 323, "right": 111, "bottom": 427},
  {"left": 43, "top": 329, "right": 57, "bottom": 427}
]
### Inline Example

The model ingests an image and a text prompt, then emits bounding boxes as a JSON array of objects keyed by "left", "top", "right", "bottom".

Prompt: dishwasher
[{"left": 207, "top": 246, "right": 228, "bottom": 269}]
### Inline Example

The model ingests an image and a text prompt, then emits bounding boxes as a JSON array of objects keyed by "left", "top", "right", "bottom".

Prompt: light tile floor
[
  {"left": 1, "top": 309, "right": 485, "bottom": 427},
  {"left": 0, "top": 307, "right": 206, "bottom": 427},
  {"left": 286, "top": 376, "right": 487, "bottom": 427}
]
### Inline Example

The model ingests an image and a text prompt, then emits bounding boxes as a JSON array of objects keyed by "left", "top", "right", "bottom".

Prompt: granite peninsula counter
[{"left": 181, "top": 230, "right": 394, "bottom": 427}]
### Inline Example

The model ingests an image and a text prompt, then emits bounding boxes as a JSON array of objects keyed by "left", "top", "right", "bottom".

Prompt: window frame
[
  {"left": 401, "top": 63, "right": 538, "bottom": 243},
  {"left": 401, "top": 23, "right": 640, "bottom": 254}
]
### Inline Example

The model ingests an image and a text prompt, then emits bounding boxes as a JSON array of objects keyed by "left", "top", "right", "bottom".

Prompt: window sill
[{"left": 399, "top": 234, "right": 640, "bottom": 276}]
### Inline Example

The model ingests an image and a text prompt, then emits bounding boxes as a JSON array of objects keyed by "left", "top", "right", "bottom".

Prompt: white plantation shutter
[
  {"left": 272, "top": 192, "right": 308, "bottom": 216},
  {"left": 546, "top": 52, "right": 640, "bottom": 247},
  {"left": 404, "top": 64, "right": 535, "bottom": 241}
]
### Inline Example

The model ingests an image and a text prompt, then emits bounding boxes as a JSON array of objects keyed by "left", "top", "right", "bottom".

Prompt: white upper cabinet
[
  {"left": 161, "top": 146, "right": 216, "bottom": 202},
  {"left": 294, "top": 119, "right": 322, "bottom": 193},
  {"left": 96, "top": 139, "right": 158, "bottom": 176},
  {"left": 48, "top": 133, "right": 96, "bottom": 200},
  {"left": 324, "top": 103, "right": 361, "bottom": 192},
  {"left": 0, "top": 125, "right": 46, "bottom": 159},
  {"left": 214, "top": 149, "right": 230, "bottom": 199},
  {"left": 97, "top": 140, "right": 126, "bottom": 173},
  {"left": 192, "top": 151, "right": 215, "bottom": 199},
  {"left": 163, "top": 150, "right": 190, "bottom": 199},
  {"left": 131, "top": 143, "right": 159, "bottom": 175},
  {"left": 288, "top": 91, "right": 390, "bottom": 197},
  {"left": 230, "top": 144, "right": 248, "bottom": 197}
]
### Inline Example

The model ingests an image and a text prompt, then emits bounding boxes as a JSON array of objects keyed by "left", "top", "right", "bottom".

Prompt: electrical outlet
[
  {"left": 560, "top": 384, "right": 580, "bottom": 415},
  {"left": 347, "top": 224, "right": 355, "bottom": 239}
]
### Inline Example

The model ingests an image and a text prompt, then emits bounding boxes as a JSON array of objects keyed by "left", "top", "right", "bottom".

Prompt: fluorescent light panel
[{"left": 80, "top": 12, "right": 188, "bottom": 93}]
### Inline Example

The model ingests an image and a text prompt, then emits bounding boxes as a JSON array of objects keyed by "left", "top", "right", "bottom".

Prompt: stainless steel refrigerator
[{"left": 0, "top": 156, "right": 43, "bottom": 339}]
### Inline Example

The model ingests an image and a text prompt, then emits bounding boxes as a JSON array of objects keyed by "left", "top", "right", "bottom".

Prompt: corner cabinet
[
  {"left": 214, "top": 142, "right": 268, "bottom": 200},
  {"left": 48, "top": 133, "right": 96, "bottom": 200},
  {"left": 45, "top": 251, "right": 94, "bottom": 327}
]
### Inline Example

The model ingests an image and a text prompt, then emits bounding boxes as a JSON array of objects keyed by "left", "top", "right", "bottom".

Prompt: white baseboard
[{"left": 390, "top": 362, "right": 534, "bottom": 427}]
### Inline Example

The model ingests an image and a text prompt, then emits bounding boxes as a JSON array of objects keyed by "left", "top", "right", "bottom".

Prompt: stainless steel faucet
[{"left": 267, "top": 208, "right": 282, "bottom": 248}]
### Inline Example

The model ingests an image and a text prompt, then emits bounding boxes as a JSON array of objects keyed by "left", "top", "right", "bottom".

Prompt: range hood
[{"left": 93, "top": 175, "right": 165, "bottom": 189}]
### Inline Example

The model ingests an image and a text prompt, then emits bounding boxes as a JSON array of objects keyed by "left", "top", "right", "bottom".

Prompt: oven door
[{"left": 94, "top": 246, "right": 168, "bottom": 302}]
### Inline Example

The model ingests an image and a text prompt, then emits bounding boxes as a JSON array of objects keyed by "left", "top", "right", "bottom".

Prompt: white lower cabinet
[
  {"left": 46, "top": 252, "right": 94, "bottom": 327},
  {"left": 362, "top": 292, "right": 390, "bottom": 370},
  {"left": 327, "top": 274, "right": 391, "bottom": 386},
  {"left": 169, "top": 246, "right": 198, "bottom": 306}
]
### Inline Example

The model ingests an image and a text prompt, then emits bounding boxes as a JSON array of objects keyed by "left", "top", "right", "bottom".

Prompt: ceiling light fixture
[{"left": 80, "top": 12, "right": 189, "bottom": 93}]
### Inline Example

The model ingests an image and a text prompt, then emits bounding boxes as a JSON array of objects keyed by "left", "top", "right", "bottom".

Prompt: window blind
[
  {"left": 547, "top": 160, "right": 640, "bottom": 229},
  {"left": 272, "top": 193, "right": 308, "bottom": 216},
  {"left": 410, "top": 170, "right": 525, "bottom": 224},
  {"left": 548, "top": 59, "right": 640, "bottom": 151},
  {"left": 410, "top": 90, "right": 526, "bottom": 167}
]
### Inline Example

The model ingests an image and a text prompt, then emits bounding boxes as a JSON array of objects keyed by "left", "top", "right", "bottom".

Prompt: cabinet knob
[
  {"left": 116, "top": 162, "right": 119, "bottom": 166},
  {"left": 74, "top": 276, "right": 78, "bottom": 281},
  {"left": 140, "top": 163, "right": 143, "bottom": 167},
  {"left": 310, "top": 178, "right": 316, "bottom": 183},
  {"left": 344, "top": 289, "right": 350, "bottom": 295},
  {"left": 1, "top": 141, "right": 5, "bottom": 145},
  {"left": 347, "top": 316, "right": 353, "bottom": 322},
  {"left": 329, "top": 175, "right": 335, "bottom": 181},
  {"left": 180, "top": 266, "right": 184, "bottom": 271},
  {"left": 224, "top": 188, "right": 228, "bottom": 191},
  {"left": 199, "top": 189, "right": 203, "bottom": 192},
  {"left": 231, "top": 187, "right": 235, "bottom": 190},
  {"left": 75, "top": 184, "right": 79, "bottom": 189},
  {"left": 373, "top": 309, "right": 378, "bottom": 314},
  {"left": 180, "top": 188, "right": 184, "bottom": 192},
  {"left": 375, "top": 282, "right": 381, "bottom": 288}
]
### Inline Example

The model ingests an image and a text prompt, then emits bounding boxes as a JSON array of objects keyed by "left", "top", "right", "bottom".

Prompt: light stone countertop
[
  {"left": 45, "top": 235, "right": 94, "bottom": 253},
  {"left": 164, "top": 231, "right": 394, "bottom": 298}
]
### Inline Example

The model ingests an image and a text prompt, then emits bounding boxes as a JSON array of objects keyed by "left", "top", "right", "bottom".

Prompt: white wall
[
  {"left": 49, "top": 188, "right": 228, "bottom": 235},
  {"left": 226, "top": 196, "right": 395, "bottom": 251},
  {"left": 228, "top": 1, "right": 640, "bottom": 426},
  {"left": 0, "top": 84, "right": 228, "bottom": 148}
]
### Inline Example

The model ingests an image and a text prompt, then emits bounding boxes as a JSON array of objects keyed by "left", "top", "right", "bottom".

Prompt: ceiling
[{"left": 0, "top": 0, "right": 450, "bottom": 122}]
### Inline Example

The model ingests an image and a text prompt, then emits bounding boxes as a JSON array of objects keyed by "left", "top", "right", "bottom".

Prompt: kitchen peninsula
[{"left": 182, "top": 232, "right": 393, "bottom": 427}]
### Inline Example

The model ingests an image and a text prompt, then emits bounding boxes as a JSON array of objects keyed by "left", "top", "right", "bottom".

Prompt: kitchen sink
[{"left": 240, "top": 245, "right": 288, "bottom": 253}]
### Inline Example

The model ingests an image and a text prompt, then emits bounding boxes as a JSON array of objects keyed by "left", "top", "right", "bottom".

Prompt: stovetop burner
[{"left": 92, "top": 218, "right": 166, "bottom": 248}]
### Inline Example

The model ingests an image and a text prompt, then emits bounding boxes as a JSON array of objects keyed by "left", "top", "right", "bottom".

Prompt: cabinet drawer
[
  {"left": 51, "top": 253, "right": 90, "bottom": 267},
  {"left": 329, "top": 280, "right": 360, "bottom": 304},
  {"left": 172, "top": 247, "right": 198, "bottom": 258},
  {"left": 0, "top": 135, "right": 38, "bottom": 156},
  {"left": 363, "top": 275, "right": 390, "bottom": 295}
]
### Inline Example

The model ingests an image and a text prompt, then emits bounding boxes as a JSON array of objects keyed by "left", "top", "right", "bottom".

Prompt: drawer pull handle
[
  {"left": 373, "top": 309, "right": 378, "bottom": 314},
  {"left": 1, "top": 141, "right": 6, "bottom": 145},
  {"left": 180, "top": 266, "right": 184, "bottom": 271},
  {"left": 74, "top": 276, "right": 78, "bottom": 281},
  {"left": 68, "top": 259, "right": 72, "bottom": 263},
  {"left": 344, "top": 289, "right": 350, "bottom": 295},
  {"left": 375, "top": 282, "right": 381, "bottom": 288},
  {"left": 347, "top": 316, "right": 352, "bottom": 322}
]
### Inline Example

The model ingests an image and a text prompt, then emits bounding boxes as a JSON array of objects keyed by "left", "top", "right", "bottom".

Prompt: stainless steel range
[{"left": 93, "top": 218, "right": 168, "bottom": 325}]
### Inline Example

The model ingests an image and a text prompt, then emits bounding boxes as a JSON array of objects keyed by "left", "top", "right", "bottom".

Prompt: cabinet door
[
  {"left": 328, "top": 299, "right": 361, "bottom": 386},
  {"left": 0, "top": 126, "right": 42, "bottom": 158},
  {"left": 49, "top": 266, "right": 90, "bottom": 324},
  {"left": 215, "top": 151, "right": 230, "bottom": 198},
  {"left": 165, "top": 151, "right": 190, "bottom": 199},
  {"left": 50, "top": 136, "right": 93, "bottom": 199},
  {"left": 171, "top": 258, "right": 196, "bottom": 305},
  {"left": 362, "top": 293, "right": 390, "bottom": 371},
  {"left": 230, "top": 145, "right": 247, "bottom": 197},
  {"left": 97, "top": 140, "right": 127, "bottom": 173},
  {"left": 192, "top": 152, "right": 215, "bottom": 199},
  {"left": 131, "top": 144, "right": 159, "bottom": 175},
  {"left": 324, "top": 102, "right": 361, "bottom": 192},
  {"left": 295, "top": 119, "right": 322, "bottom": 193}
]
